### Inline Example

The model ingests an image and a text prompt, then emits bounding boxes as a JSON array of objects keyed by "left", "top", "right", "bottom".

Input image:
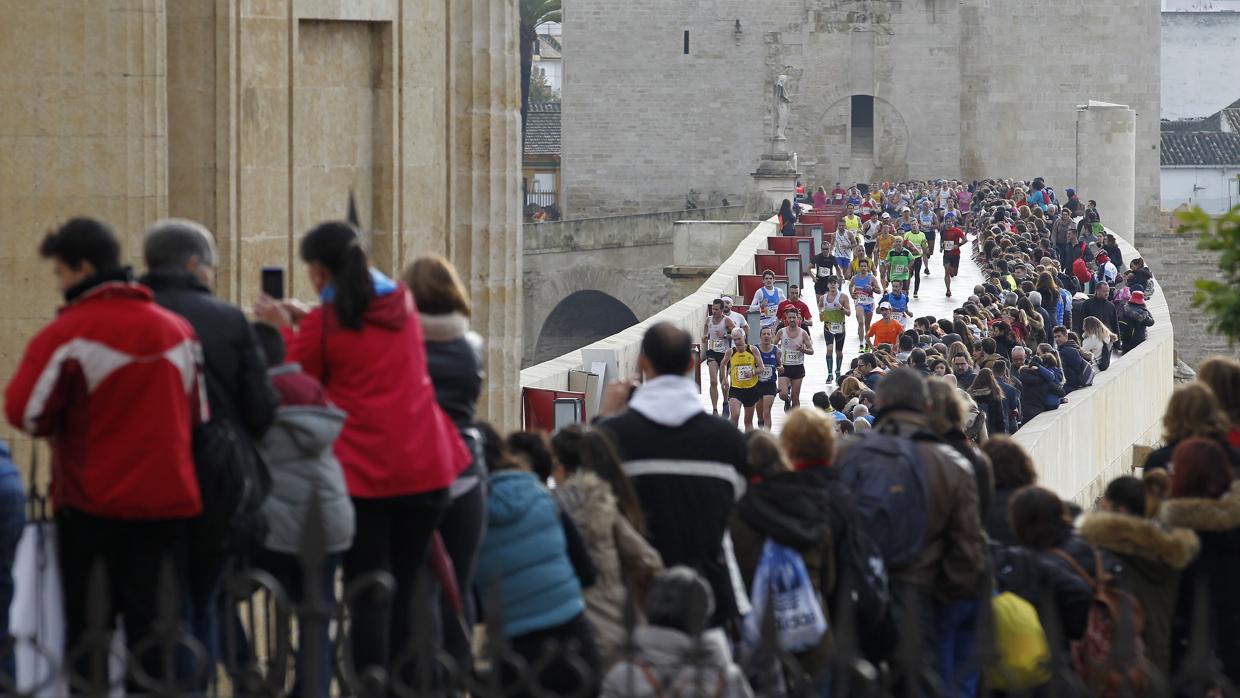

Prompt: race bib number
[
  {"left": 943, "top": 240, "right": 956, "bottom": 252},
  {"left": 830, "top": 322, "right": 844, "bottom": 335},
  {"left": 893, "top": 261, "right": 909, "bottom": 277},
  {"left": 710, "top": 338, "right": 726, "bottom": 352},
  {"left": 761, "top": 305, "right": 777, "bottom": 320},
  {"left": 784, "top": 349, "right": 804, "bottom": 364},
  {"left": 761, "top": 365, "right": 774, "bottom": 381},
  {"left": 736, "top": 365, "right": 754, "bottom": 381}
]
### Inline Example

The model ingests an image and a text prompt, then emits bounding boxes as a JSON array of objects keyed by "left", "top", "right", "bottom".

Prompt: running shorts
[
  {"left": 782, "top": 364, "right": 807, "bottom": 380},
  {"left": 758, "top": 380, "right": 779, "bottom": 397},
  {"left": 824, "top": 326, "right": 846, "bottom": 350},
  {"left": 706, "top": 350, "right": 725, "bottom": 365},
  {"left": 730, "top": 385, "right": 762, "bottom": 407}
]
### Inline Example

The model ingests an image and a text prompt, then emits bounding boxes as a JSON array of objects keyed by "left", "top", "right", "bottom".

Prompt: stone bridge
[{"left": 522, "top": 205, "right": 752, "bottom": 365}]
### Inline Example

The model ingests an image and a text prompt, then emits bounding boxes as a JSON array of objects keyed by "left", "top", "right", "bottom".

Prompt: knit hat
[
  {"left": 1129, "top": 291, "right": 1145, "bottom": 306},
  {"left": 1097, "top": 253, "right": 1110, "bottom": 264}
]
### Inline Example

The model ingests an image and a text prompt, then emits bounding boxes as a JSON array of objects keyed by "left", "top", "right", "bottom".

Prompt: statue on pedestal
[{"left": 773, "top": 74, "right": 791, "bottom": 144}]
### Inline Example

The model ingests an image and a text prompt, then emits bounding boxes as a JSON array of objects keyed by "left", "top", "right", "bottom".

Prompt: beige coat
[{"left": 555, "top": 472, "right": 664, "bottom": 666}]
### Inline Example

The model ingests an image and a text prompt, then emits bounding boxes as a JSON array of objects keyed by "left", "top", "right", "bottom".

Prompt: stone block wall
[{"left": 1139, "top": 224, "right": 1232, "bottom": 368}]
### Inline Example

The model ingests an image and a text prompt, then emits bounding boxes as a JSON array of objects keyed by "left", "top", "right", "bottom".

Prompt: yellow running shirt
[{"left": 729, "top": 346, "right": 759, "bottom": 389}]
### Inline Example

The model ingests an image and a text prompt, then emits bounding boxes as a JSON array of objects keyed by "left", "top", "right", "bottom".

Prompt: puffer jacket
[
  {"left": 258, "top": 364, "right": 355, "bottom": 555},
  {"left": 1119, "top": 302, "right": 1155, "bottom": 351},
  {"left": 1078, "top": 511, "right": 1200, "bottom": 674},
  {"left": 554, "top": 472, "right": 664, "bottom": 665},
  {"left": 421, "top": 312, "right": 487, "bottom": 483},
  {"left": 1160, "top": 480, "right": 1240, "bottom": 684},
  {"left": 601, "top": 627, "right": 752, "bottom": 698},
  {"left": 728, "top": 467, "right": 848, "bottom": 675},
  {"left": 475, "top": 470, "right": 585, "bottom": 638}
]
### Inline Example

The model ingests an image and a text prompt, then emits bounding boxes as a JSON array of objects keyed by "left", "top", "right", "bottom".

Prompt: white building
[
  {"left": 1161, "top": 100, "right": 1240, "bottom": 214},
  {"left": 1162, "top": 4, "right": 1240, "bottom": 120},
  {"left": 532, "top": 28, "right": 562, "bottom": 94}
]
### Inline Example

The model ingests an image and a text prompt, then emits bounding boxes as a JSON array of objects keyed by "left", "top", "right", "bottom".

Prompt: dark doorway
[{"left": 851, "top": 94, "right": 874, "bottom": 158}]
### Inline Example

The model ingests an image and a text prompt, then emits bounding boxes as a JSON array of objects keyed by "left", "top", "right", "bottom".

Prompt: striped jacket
[{"left": 5, "top": 280, "right": 204, "bottom": 519}]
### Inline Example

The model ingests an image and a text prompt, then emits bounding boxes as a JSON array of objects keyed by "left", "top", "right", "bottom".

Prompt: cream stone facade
[
  {"left": 563, "top": 0, "right": 1162, "bottom": 240},
  {"left": 0, "top": 0, "right": 523, "bottom": 436}
]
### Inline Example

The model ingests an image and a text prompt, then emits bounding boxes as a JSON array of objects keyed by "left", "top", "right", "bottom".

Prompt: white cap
[
  {"left": 722, "top": 296, "right": 733, "bottom": 304},
  {"left": 879, "top": 301, "right": 893, "bottom": 310},
  {"left": 881, "top": 212, "right": 891, "bottom": 219}
]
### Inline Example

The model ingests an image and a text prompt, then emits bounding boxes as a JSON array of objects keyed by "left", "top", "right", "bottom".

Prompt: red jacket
[
  {"left": 4, "top": 281, "right": 204, "bottom": 519},
  {"left": 284, "top": 284, "right": 469, "bottom": 498},
  {"left": 776, "top": 298, "right": 813, "bottom": 326}
]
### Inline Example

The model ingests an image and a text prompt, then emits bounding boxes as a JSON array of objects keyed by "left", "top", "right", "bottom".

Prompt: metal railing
[{"left": 6, "top": 479, "right": 1237, "bottom": 697}]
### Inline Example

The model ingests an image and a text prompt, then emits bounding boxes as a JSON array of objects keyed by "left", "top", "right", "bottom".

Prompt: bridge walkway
[{"left": 698, "top": 237, "right": 988, "bottom": 433}]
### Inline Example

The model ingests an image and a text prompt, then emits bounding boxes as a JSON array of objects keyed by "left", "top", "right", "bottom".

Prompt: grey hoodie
[{"left": 259, "top": 403, "right": 355, "bottom": 554}]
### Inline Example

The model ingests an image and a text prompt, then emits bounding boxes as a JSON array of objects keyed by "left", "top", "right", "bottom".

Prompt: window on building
[
  {"left": 851, "top": 94, "right": 874, "bottom": 158},
  {"left": 684, "top": 30, "right": 690, "bottom": 55}
]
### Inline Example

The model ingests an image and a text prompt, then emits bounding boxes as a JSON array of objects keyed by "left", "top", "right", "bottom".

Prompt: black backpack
[
  {"left": 835, "top": 427, "right": 931, "bottom": 571},
  {"left": 834, "top": 510, "right": 896, "bottom": 660},
  {"left": 191, "top": 366, "right": 272, "bottom": 557}
]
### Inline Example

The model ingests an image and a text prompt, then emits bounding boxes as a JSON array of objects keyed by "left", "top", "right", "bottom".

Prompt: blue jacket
[
  {"left": 475, "top": 471, "right": 584, "bottom": 638},
  {"left": 998, "top": 380, "right": 1022, "bottom": 432}
]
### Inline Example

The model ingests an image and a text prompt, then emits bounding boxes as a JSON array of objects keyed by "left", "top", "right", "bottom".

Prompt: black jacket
[
  {"left": 1018, "top": 363, "right": 1063, "bottom": 423},
  {"left": 600, "top": 394, "right": 747, "bottom": 628},
  {"left": 1119, "top": 302, "right": 1154, "bottom": 351},
  {"left": 1161, "top": 481, "right": 1240, "bottom": 684},
  {"left": 141, "top": 270, "right": 277, "bottom": 440},
  {"left": 990, "top": 542, "right": 1092, "bottom": 642},
  {"left": 420, "top": 312, "right": 486, "bottom": 479},
  {"left": 987, "top": 487, "right": 1019, "bottom": 546},
  {"left": 1057, "top": 342, "right": 1089, "bottom": 391},
  {"left": 1142, "top": 438, "right": 1240, "bottom": 475},
  {"left": 1076, "top": 296, "right": 1119, "bottom": 336}
]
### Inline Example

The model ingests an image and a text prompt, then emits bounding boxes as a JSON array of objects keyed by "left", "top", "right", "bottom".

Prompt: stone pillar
[
  {"left": 750, "top": 171, "right": 800, "bottom": 216},
  {"left": 448, "top": 0, "right": 524, "bottom": 429},
  {"left": 1076, "top": 101, "right": 1137, "bottom": 238},
  {"left": 0, "top": 0, "right": 168, "bottom": 443}
]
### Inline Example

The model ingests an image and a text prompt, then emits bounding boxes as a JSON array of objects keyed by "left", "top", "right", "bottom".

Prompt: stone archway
[
  {"left": 800, "top": 94, "right": 910, "bottom": 186},
  {"left": 534, "top": 290, "right": 640, "bottom": 363}
]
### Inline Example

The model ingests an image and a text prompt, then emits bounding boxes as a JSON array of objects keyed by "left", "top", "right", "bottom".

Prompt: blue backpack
[{"left": 835, "top": 428, "right": 930, "bottom": 572}]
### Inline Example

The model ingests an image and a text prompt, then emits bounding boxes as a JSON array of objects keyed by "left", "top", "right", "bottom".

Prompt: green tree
[
  {"left": 1176, "top": 202, "right": 1240, "bottom": 344},
  {"left": 529, "top": 69, "right": 559, "bottom": 104},
  {"left": 521, "top": 0, "right": 561, "bottom": 131}
]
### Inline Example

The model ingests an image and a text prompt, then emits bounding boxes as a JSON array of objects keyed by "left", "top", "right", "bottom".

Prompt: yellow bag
[{"left": 985, "top": 591, "right": 1051, "bottom": 691}]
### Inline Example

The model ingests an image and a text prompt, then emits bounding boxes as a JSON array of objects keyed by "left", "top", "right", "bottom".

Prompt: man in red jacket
[{"left": 4, "top": 218, "right": 205, "bottom": 690}]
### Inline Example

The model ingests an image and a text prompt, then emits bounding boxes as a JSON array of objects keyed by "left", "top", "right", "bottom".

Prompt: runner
[
  {"left": 903, "top": 224, "right": 929, "bottom": 298},
  {"left": 880, "top": 279, "right": 913, "bottom": 329},
  {"left": 818, "top": 275, "right": 852, "bottom": 384},
  {"left": 722, "top": 327, "right": 764, "bottom": 430},
  {"left": 832, "top": 222, "right": 856, "bottom": 281},
  {"left": 866, "top": 301, "right": 904, "bottom": 350},
  {"left": 775, "top": 307, "right": 814, "bottom": 410},
  {"left": 917, "top": 198, "right": 939, "bottom": 263},
  {"left": 886, "top": 237, "right": 915, "bottom": 303},
  {"left": 875, "top": 221, "right": 898, "bottom": 287},
  {"left": 776, "top": 284, "right": 812, "bottom": 332},
  {"left": 749, "top": 270, "right": 786, "bottom": 330},
  {"left": 850, "top": 258, "right": 878, "bottom": 348},
  {"left": 941, "top": 212, "right": 966, "bottom": 298},
  {"left": 719, "top": 296, "right": 748, "bottom": 337},
  {"left": 756, "top": 326, "right": 781, "bottom": 430},
  {"left": 701, "top": 298, "right": 735, "bottom": 415},
  {"left": 841, "top": 205, "right": 862, "bottom": 243}
]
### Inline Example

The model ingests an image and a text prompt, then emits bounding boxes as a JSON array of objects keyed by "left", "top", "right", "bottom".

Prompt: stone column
[
  {"left": 0, "top": 0, "right": 169, "bottom": 444},
  {"left": 1076, "top": 101, "right": 1137, "bottom": 238},
  {"left": 447, "top": 0, "right": 523, "bottom": 429}
]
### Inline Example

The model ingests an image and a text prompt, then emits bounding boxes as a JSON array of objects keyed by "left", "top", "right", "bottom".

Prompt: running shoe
[{"left": 722, "top": 403, "right": 730, "bottom": 419}]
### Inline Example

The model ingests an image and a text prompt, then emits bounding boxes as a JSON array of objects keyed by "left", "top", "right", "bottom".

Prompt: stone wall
[
  {"left": 563, "top": 0, "right": 1161, "bottom": 238},
  {"left": 523, "top": 206, "right": 745, "bottom": 365},
  {"left": 0, "top": 0, "right": 525, "bottom": 437},
  {"left": 1138, "top": 224, "right": 1232, "bottom": 367}
]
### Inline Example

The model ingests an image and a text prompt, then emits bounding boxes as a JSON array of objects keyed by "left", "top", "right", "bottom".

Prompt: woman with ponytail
[{"left": 255, "top": 221, "right": 469, "bottom": 679}]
